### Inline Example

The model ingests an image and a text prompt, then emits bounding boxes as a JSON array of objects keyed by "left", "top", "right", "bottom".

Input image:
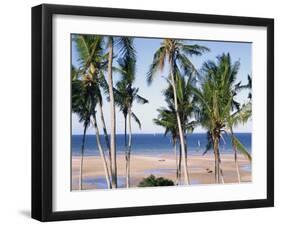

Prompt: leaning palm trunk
[
  {"left": 233, "top": 146, "right": 241, "bottom": 183},
  {"left": 98, "top": 101, "right": 111, "bottom": 154},
  {"left": 79, "top": 125, "right": 87, "bottom": 190},
  {"left": 170, "top": 70, "right": 190, "bottom": 185},
  {"left": 92, "top": 115, "right": 112, "bottom": 189},
  {"left": 173, "top": 142, "right": 179, "bottom": 185},
  {"left": 107, "top": 38, "right": 117, "bottom": 188},
  {"left": 126, "top": 107, "right": 132, "bottom": 188},
  {"left": 213, "top": 136, "right": 220, "bottom": 183},
  {"left": 97, "top": 101, "right": 112, "bottom": 180},
  {"left": 178, "top": 143, "right": 182, "bottom": 185},
  {"left": 230, "top": 128, "right": 241, "bottom": 183}
]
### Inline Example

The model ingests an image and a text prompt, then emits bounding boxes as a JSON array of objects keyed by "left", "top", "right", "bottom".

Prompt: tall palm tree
[
  {"left": 165, "top": 72, "right": 197, "bottom": 182},
  {"left": 154, "top": 73, "right": 197, "bottom": 185},
  {"left": 191, "top": 53, "right": 251, "bottom": 183},
  {"left": 74, "top": 34, "right": 111, "bottom": 152},
  {"left": 72, "top": 70, "right": 91, "bottom": 190},
  {"left": 73, "top": 35, "right": 112, "bottom": 188},
  {"left": 115, "top": 57, "right": 148, "bottom": 188},
  {"left": 83, "top": 75, "right": 113, "bottom": 188},
  {"left": 147, "top": 39, "right": 208, "bottom": 184},
  {"left": 105, "top": 36, "right": 136, "bottom": 188}
]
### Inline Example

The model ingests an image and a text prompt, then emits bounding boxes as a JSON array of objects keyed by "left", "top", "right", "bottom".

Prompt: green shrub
[{"left": 138, "top": 175, "right": 174, "bottom": 187}]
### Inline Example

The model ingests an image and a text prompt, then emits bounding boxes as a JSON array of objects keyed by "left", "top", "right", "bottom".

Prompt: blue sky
[{"left": 72, "top": 36, "right": 252, "bottom": 134}]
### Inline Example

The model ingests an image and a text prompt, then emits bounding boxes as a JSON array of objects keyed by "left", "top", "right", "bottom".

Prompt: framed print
[{"left": 31, "top": 4, "right": 274, "bottom": 221}]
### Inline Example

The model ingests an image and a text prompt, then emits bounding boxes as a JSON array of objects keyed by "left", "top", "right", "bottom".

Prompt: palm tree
[
  {"left": 154, "top": 73, "right": 197, "bottom": 185},
  {"left": 73, "top": 34, "right": 111, "bottom": 151},
  {"left": 165, "top": 72, "right": 197, "bottom": 182},
  {"left": 115, "top": 57, "right": 148, "bottom": 188},
  {"left": 227, "top": 102, "right": 252, "bottom": 182},
  {"left": 191, "top": 53, "right": 251, "bottom": 183},
  {"left": 105, "top": 36, "right": 136, "bottom": 188},
  {"left": 73, "top": 35, "right": 112, "bottom": 188},
  {"left": 72, "top": 70, "right": 91, "bottom": 190},
  {"left": 82, "top": 75, "right": 113, "bottom": 188},
  {"left": 225, "top": 73, "right": 252, "bottom": 182},
  {"left": 147, "top": 39, "right": 208, "bottom": 184},
  {"left": 154, "top": 106, "right": 181, "bottom": 184},
  {"left": 221, "top": 70, "right": 252, "bottom": 183}
]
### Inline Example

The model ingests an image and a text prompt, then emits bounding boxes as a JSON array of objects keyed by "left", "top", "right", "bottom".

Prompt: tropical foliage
[
  {"left": 72, "top": 34, "right": 252, "bottom": 189},
  {"left": 115, "top": 54, "right": 148, "bottom": 188},
  {"left": 154, "top": 73, "right": 197, "bottom": 185},
  {"left": 190, "top": 53, "right": 251, "bottom": 183},
  {"left": 138, "top": 175, "right": 174, "bottom": 187},
  {"left": 148, "top": 39, "right": 209, "bottom": 185}
]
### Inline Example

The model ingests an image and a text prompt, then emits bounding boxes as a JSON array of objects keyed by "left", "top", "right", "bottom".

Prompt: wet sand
[{"left": 71, "top": 153, "right": 251, "bottom": 190}]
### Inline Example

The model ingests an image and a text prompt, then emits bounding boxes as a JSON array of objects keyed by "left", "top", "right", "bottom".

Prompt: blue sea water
[{"left": 72, "top": 133, "right": 251, "bottom": 156}]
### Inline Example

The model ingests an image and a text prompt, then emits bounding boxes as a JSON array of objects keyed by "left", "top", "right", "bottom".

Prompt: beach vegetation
[{"left": 138, "top": 175, "right": 174, "bottom": 187}]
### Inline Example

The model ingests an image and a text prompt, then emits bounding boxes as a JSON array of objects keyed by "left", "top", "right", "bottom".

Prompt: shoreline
[{"left": 72, "top": 153, "right": 251, "bottom": 190}]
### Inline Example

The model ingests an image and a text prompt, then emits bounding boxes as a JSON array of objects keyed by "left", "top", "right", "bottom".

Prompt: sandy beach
[{"left": 72, "top": 153, "right": 251, "bottom": 190}]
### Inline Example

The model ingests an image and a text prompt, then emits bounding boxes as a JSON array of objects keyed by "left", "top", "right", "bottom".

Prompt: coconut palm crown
[
  {"left": 191, "top": 53, "right": 251, "bottom": 183},
  {"left": 147, "top": 38, "right": 209, "bottom": 184}
]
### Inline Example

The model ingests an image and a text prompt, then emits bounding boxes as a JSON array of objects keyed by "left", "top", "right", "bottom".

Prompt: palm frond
[
  {"left": 232, "top": 135, "right": 252, "bottom": 161},
  {"left": 131, "top": 112, "right": 141, "bottom": 129},
  {"left": 116, "top": 37, "right": 136, "bottom": 61},
  {"left": 135, "top": 94, "right": 149, "bottom": 104},
  {"left": 147, "top": 47, "right": 166, "bottom": 85},
  {"left": 181, "top": 44, "right": 210, "bottom": 56},
  {"left": 189, "top": 85, "right": 212, "bottom": 114},
  {"left": 203, "top": 131, "right": 213, "bottom": 155},
  {"left": 176, "top": 54, "right": 197, "bottom": 76}
]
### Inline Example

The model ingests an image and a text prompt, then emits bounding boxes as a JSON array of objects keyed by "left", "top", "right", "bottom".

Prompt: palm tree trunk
[
  {"left": 213, "top": 135, "right": 220, "bottom": 183},
  {"left": 79, "top": 125, "right": 87, "bottom": 190},
  {"left": 218, "top": 150, "right": 224, "bottom": 184},
  {"left": 234, "top": 148, "right": 241, "bottom": 183},
  {"left": 184, "top": 134, "right": 190, "bottom": 184},
  {"left": 98, "top": 101, "right": 111, "bottom": 156},
  {"left": 124, "top": 114, "right": 127, "bottom": 147},
  {"left": 178, "top": 142, "right": 182, "bottom": 185},
  {"left": 230, "top": 128, "right": 241, "bottom": 183},
  {"left": 92, "top": 115, "right": 112, "bottom": 189},
  {"left": 170, "top": 70, "right": 190, "bottom": 185},
  {"left": 97, "top": 101, "right": 112, "bottom": 180},
  {"left": 107, "top": 38, "right": 117, "bottom": 188},
  {"left": 124, "top": 114, "right": 129, "bottom": 188},
  {"left": 124, "top": 114, "right": 128, "bottom": 165},
  {"left": 126, "top": 107, "right": 132, "bottom": 188},
  {"left": 173, "top": 142, "right": 179, "bottom": 185}
]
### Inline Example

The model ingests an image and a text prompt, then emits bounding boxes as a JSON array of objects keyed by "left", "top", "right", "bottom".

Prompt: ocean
[{"left": 72, "top": 133, "right": 251, "bottom": 156}]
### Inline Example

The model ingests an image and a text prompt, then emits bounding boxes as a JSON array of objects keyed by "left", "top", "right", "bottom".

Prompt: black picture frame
[{"left": 32, "top": 3, "right": 274, "bottom": 222}]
